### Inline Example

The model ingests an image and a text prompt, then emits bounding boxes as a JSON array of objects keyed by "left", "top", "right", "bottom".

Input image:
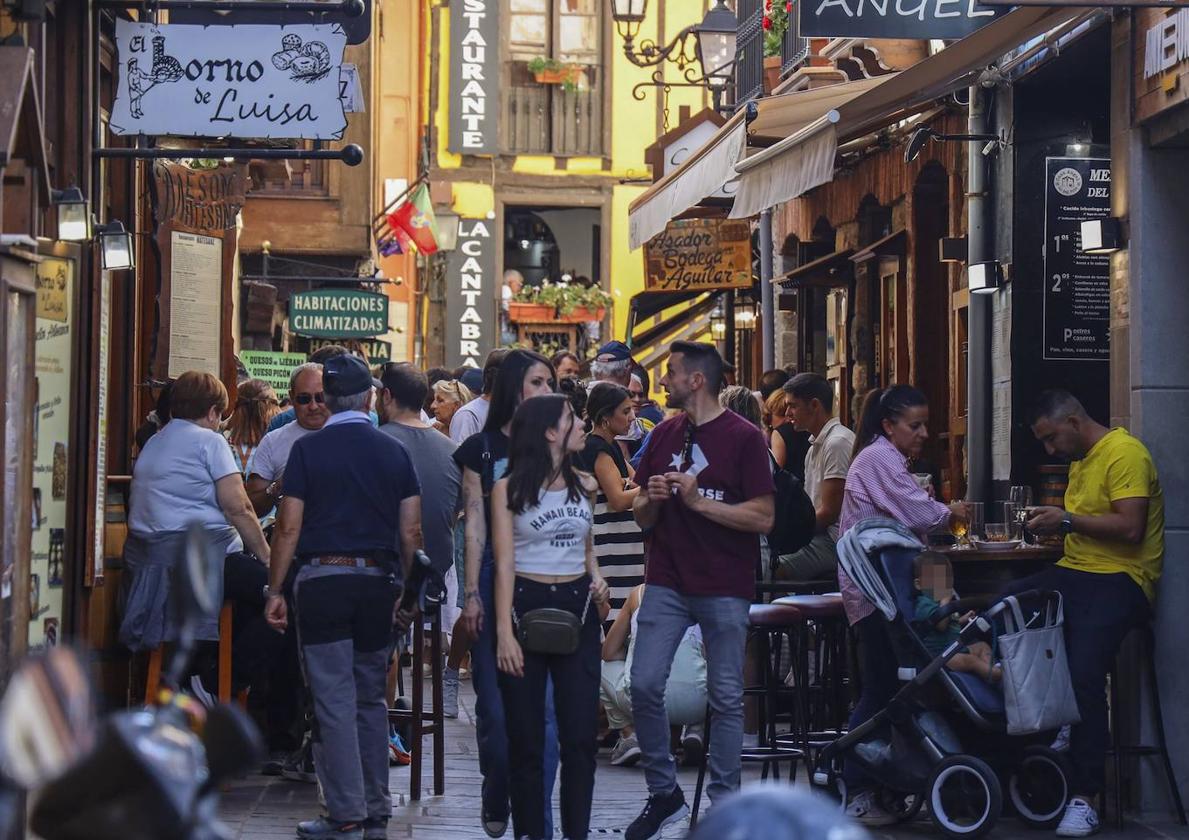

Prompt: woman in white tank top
[{"left": 492, "top": 394, "right": 609, "bottom": 840}]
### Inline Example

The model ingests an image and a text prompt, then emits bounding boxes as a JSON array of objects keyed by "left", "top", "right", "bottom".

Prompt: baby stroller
[{"left": 812, "top": 538, "right": 1072, "bottom": 838}]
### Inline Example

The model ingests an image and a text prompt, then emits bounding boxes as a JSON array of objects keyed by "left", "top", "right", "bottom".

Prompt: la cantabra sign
[
  {"left": 111, "top": 20, "right": 348, "bottom": 139},
  {"left": 289, "top": 290, "right": 389, "bottom": 339}
]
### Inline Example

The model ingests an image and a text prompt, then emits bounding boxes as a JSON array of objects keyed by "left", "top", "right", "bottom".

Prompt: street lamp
[
  {"left": 967, "top": 261, "right": 1003, "bottom": 295},
  {"left": 436, "top": 209, "right": 461, "bottom": 252},
  {"left": 51, "top": 187, "right": 91, "bottom": 242},
  {"left": 613, "top": 0, "right": 738, "bottom": 112},
  {"left": 710, "top": 303, "right": 726, "bottom": 341},
  {"left": 97, "top": 220, "right": 135, "bottom": 271}
]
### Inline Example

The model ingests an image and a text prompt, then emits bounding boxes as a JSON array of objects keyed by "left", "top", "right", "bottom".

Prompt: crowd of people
[{"left": 121, "top": 336, "right": 1165, "bottom": 840}]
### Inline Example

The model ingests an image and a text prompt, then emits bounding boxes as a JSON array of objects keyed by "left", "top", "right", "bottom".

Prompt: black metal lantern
[
  {"left": 51, "top": 187, "right": 91, "bottom": 242},
  {"left": 98, "top": 220, "right": 135, "bottom": 271}
]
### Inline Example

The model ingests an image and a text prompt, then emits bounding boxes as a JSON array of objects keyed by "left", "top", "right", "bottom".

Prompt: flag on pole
[{"left": 387, "top": 184, "right": 440, "bottom": 255}]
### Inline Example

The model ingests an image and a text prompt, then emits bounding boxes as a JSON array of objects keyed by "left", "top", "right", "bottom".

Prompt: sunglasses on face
[{"left": 294, "top": 392, "right": 325, "bottom": 406}]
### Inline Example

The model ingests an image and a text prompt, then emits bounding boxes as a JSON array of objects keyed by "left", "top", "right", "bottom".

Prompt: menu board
[
  {"left": 31, "top": 257, "right": 74, "bottom": 646},
  {"left": 168, "top": 231, "right": 223, "bottom": 377},
  {"left": 1043, "top": 157, "right": 1111, "bottom": 361}
]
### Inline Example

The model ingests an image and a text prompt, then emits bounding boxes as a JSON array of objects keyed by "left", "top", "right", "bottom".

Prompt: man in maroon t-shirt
[{"left": 623, "top": 341, "right": 775, "bottom": 840}]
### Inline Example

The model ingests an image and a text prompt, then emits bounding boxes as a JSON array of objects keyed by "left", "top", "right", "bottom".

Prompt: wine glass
[{"left": 1010, "top": 486, "right": 1033, "bottom": 543}]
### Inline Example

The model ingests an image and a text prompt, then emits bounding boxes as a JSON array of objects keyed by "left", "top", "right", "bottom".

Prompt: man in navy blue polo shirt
[{"left": 266, "top": 354, "right": 422, "bottom": 840}]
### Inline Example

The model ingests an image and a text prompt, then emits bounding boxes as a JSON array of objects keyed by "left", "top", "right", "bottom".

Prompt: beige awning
[
  {"left": 627, "top": 77, "right": 890, "bottom": 251},
  {"left": 729, "top": 6, "right": 1090, "bottom": 220}
]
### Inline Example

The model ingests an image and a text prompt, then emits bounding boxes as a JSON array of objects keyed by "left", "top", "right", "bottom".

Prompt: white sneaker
[
  {"left": 442, "top": 667, "right": 460, "bottom": 719},
  {"left": 188, "top": 675, "right": 216, "bottom": 709},
  {"left": 742, "top": 732, "right": 759, "bottom": 749},
  {"left": 844, "top": 790, "right": 898, "bottom": 827},
  {"left": 610, "top": 734, "right": 642, "bottom": 767},
  {"left": 1051, "top": 724, "right": 1072, "bottom": 752},
  {"left": 1056, "top": 798, "right": 1100, "bottom": 837}
]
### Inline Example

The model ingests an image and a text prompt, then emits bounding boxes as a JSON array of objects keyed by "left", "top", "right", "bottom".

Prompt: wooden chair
[
  {"left": 388, "top": 609, "right": 445, "bottom": 800},
  {"left": 145, "top": 602, "right": 247, "bottom": 706}
]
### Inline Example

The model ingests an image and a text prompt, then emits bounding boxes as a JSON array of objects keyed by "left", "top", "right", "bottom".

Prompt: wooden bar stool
[
  {"left": 771, "top": 593, "right": 849, "bottom": 746},
  {"left": 388, "top": 609, "right": 445, "bottom": 801},
  {"left": 145, "top": 602, "right": 247, "bottom": 706}
]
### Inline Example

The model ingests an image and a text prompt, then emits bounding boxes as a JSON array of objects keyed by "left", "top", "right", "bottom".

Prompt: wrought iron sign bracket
[
  {"left": 92, "top": 144, "right": 364, "bottom": 165},
  {"left": 95, "top": 0, "right": 365, "bottom": 16}
]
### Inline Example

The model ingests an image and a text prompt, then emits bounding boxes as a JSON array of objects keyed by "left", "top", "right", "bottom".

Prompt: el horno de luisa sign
[{"left": 111, "top": 20, "right": 348, "bottom": 140}]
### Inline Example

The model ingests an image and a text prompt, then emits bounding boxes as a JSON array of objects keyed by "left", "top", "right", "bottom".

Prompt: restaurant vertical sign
[
  {"left": 445, "top": 218, "right": 496, "bottom": 368},
  {"left": 1042, "top": 157, "right": 1111, "bottom": 361},
  {"left": 448, "top": 0, "right": 499, "bottom": 153}
]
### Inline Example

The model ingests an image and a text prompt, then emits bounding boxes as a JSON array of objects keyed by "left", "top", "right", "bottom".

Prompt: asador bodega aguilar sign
[{"left": 112, "top": 20, "right": 348, "bottom": 140}]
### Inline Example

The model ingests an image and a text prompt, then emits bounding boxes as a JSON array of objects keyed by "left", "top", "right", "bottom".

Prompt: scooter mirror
[{"left": 0, "top": 647, "right": 96, "bottom": 789}]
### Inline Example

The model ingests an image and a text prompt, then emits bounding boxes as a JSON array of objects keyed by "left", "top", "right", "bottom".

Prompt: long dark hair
[
  {"left": 853, "top": 385, "right": 928, "bottom": 460},
  {"left": 484, "top": 349, "right": 555, "bottom": 433},
  {"left": 505, "top": 395, "right": 583, "bottom": 514},
  {"left": 586, "top": 382, "right": 630, "bottom": 432}
]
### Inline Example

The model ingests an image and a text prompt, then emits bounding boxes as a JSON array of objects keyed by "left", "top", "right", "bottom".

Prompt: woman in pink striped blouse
[{"left": 837, "top": 385, "right": 970, "bottom": 827}]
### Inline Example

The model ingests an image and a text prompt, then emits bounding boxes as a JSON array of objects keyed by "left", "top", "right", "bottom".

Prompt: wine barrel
[{"left": 1038, "top": 464, "right": 1069, "bottom": 507}]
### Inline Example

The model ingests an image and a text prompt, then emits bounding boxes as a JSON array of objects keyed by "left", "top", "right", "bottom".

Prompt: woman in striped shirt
[
  {"left": 837, "top": 384, "right": 970, "bottom": 827},
  {"left": 581, "top": 383, "right": 647, "bottom": 632}
]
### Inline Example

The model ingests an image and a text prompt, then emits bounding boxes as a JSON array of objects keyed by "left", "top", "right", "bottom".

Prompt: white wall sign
[
  {"left": 1144, "top": 9, "right": 1189, "bottom": 79},
  {"left": 112, "top": 20, "right": 348, "bottom": 140}
]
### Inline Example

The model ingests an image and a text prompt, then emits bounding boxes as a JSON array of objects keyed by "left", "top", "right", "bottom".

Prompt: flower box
[
  {"left": 509, "top": 302, "right": 606, "bottom": 324},
  {"left": 531, "top": 64, "right": 585, "bottom": 87},
  {"left": 565, "top": 306, "right": 606, "bottom": 322}
]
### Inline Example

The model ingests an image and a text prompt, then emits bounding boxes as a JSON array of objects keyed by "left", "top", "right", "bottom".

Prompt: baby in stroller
[
  {"left": 911, "top": 552, "right": 1001, "bottom": 683},
  {"left": 817, "top": 524, "right": 1072, "bottom": 839}
]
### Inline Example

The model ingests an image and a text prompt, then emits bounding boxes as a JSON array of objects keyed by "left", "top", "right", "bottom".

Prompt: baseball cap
[
  {"left": 323, "top": 354, "right": 374, "bottom": 397},
  {"left": 596, "top": 341, "right": 633, "bottom": 362},
  {"left": 460, "top": 367, "right": 484, "bottom": 393}
]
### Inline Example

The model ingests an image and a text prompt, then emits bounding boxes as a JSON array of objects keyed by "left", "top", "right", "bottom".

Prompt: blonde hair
[
  {"left": 432, "top": 379, "right": 474, "bottom": 407},
  {"left": 763, "top": 388, "right": 788, "bottom": 430},
  {"left": 225, "top": 379, "right": 281, "bottom": 447}
]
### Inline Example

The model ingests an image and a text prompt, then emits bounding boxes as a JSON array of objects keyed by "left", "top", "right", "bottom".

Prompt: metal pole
[
  {"left": 759, "top": 208, "right": 776, "bottom": 372},
  {"left": 966, "top": 84, "right": 991, "bottom": 503}
]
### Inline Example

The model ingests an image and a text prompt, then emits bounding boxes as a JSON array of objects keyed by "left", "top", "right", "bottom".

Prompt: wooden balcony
[{"left": 503, "top": 82, "right": 603, "bottom": 156}]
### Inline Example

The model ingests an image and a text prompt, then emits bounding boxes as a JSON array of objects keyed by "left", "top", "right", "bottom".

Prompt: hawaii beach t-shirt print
[{"left": 111, "top": 20, "right": 348, "bottom": 141}]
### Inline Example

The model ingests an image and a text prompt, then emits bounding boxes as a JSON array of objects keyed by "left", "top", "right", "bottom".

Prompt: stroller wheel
[
  {"left": 1008, "top": 746, "right": 1071, "bottom": 829},
  {"left": 877, "top": 788, "right": 925, "bottom": 824},
  {"left": 927, "top": 754, "right": 1002, "bottom": 839}
]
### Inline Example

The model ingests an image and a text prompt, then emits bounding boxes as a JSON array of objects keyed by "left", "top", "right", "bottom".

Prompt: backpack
[{"left": 767, "top": 452, "right": 817, "bottom": 558}]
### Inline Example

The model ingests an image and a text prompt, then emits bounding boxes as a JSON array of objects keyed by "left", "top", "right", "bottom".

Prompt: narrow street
[{"left": 219, "top": 680, "right": 1189, "bottom": 840}]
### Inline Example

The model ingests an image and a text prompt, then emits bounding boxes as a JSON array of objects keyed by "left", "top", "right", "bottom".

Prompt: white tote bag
[{"left": 998, "top": 593, "right": 1082, "bottom": 735}]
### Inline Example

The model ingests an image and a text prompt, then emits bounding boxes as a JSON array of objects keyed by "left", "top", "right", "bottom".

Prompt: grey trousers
[
  {"left": 629, "top": 584, "right": 750, "bottom": 803},
  {"left": 775, "top": 533, "right": 839, "bottom": 582},
  {"left": 295, "top": 564, "right": 399, "bottom": 823}
]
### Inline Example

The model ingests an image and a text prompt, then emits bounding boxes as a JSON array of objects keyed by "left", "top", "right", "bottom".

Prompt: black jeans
[
  {"left": 1003, "top": 565, "right": 1149, "bottom": 796},
  {"left": 842, "top": 611, "right": 901, "bottom": 789},
  {"left": 497, "top": 576, "right": 600, "bottom": 840}
]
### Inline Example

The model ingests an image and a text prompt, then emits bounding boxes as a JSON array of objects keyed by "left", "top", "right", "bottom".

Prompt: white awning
[
  {"left": 627, "top": 77, "right": 891, "bottom": 250},
  {"left": 729, "top": 5, "right": 1090, "bottom": 220}
]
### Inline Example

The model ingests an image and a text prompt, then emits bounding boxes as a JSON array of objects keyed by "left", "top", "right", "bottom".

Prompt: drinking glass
[
  {"left": 1003, "top": 501, "right": 1022, "bottom": 541},
  {"left": 967, "top": 502, "right": 985, "bottom": 544},
  {"left": 1010, "top": 486, "right": 1034, "bottom": 544}
]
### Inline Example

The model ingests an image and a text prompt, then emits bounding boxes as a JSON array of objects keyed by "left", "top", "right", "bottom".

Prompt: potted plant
[
  {"left": 510, "top": 281, "right": 610, "bottom": 324},
  {"left": 526, "top": 57, "right": 586, "bottom": 92}
]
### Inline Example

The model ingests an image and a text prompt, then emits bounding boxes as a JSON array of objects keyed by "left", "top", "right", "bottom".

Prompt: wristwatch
[
  {"left": 1060, "top": 514, "right": 1074, "bottom": 535},
  {"left": 263, "top": 584, "right": 283, "bottom": 600}
]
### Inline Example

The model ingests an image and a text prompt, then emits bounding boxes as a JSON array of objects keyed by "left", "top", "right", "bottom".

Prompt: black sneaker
[
  {"left": 281, "top": 741, "right": 317, "bottom": 784},
  {"left": 296, "top": 815, "right": 363, "bottom": 839},
  {"left": 362, "top": 817, "right": 389, "bottom": 840},
  {"left": 625, "top": 786, "right": 688, "bottom": 840},
  {"left": 481, "top": 802, "right": 508, "bottom": 838}
]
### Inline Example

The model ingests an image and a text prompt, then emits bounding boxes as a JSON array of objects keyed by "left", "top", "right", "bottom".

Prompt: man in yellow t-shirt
[{"left": 1015, "top": 390, "right": 1163, "bottom": 838}]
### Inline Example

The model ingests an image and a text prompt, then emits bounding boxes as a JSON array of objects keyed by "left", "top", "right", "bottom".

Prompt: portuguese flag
[{"left": 387, "top": 184, "right": 440, "bottom": 255}]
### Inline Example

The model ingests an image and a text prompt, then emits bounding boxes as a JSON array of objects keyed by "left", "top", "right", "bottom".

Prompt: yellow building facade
[{"left": 419, "top": 0, "right": 717, "bottom": 367}]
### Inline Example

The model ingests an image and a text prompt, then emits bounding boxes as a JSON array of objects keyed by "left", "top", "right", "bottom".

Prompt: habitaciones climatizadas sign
[
  {"left": 289, "top": 290, "right": 389, "bottom": 339},
  {"left": 800, "top": 0, "right": 1003, "bottom": 39},
  {"left": 111, "top": 21, "right": 348, "bottom": 139}
]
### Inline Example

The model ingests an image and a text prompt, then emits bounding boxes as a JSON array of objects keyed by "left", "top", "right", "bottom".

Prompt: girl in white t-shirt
[{"left": 492, "top": 394, "right": 609, "bottom": 840}]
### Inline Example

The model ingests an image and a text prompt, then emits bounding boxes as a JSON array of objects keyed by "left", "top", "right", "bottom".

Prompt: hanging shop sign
[
  {"left": 447, "top": 0, "right": 499, "bottom": 154},
  {"left": 31, "top": 257, "right": 74, "bottom": 649},
  {"left": 800, "top": 0, "right": 1003, "bottom": 39},
  {"left": 239, "top": 350, "right": 307, "bottom": 394},
  {"left": 644, "top": 219, "right": 753, "bottom": 292},
  {"left": 1042, "top": 157, "right": 1111, "bottom": 361},
  {"left": 153, "top": 160, "right": 247, "bottom": 232},
  {"left": 290, "top": 289, "right": 389, "bottom": 338},
  {"left": 111, "top": 20, "right": 348, "bottom": 140},
  {"left": 445, "top": 218, "right": 496, "bottom": 368}
]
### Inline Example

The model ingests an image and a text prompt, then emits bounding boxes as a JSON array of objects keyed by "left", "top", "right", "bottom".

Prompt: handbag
[
  {"left": 514, "top": 592, "right": 592, "bottom": 656},
  {"left": 998, "top": 592, "right": 1082, "bottom": 735}
]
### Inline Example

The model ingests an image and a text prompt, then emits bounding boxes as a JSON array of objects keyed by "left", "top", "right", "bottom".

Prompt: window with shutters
[{"left": 502, "top": 0, "right": 605, "bottom": 156}]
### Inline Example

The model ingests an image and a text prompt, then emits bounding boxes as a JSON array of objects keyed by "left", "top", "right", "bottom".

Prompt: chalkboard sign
[{"left": 1042, "top": 157, "right": 1111, "bottom": 361}]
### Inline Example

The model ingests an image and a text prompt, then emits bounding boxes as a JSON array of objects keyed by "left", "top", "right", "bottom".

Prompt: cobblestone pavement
[{"left": 219, "top": 679, "right": 1189, "bottom": 840}]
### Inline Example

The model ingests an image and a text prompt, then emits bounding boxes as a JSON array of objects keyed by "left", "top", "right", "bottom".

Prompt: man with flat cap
[{"left": 267, "top": 353, "right": 423, "bottom": 840}]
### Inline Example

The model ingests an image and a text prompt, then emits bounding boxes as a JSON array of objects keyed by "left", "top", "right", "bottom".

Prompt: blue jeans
[
  {"left": 473, "top": 561, "right": 559, "bottom": 835},
  {"left": 629, "top": 584, "right": 750, "bottom": 803}
]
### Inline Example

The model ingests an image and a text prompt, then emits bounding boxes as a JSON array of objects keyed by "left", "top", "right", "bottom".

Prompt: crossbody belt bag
[{"left": 513, "top": 591, "right": 593, "bottom": 656}]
